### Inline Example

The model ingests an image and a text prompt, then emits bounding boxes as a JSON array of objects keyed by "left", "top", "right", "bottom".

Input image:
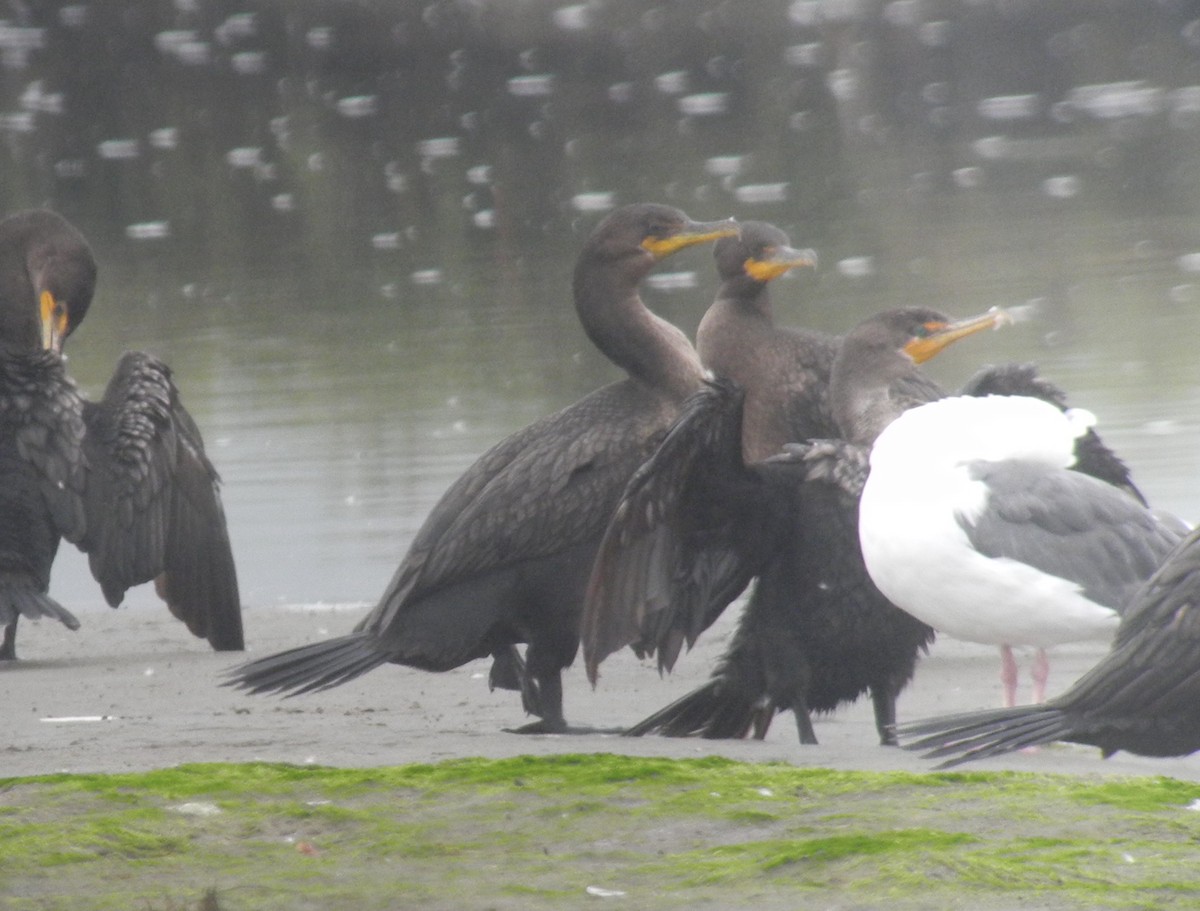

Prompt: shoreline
[{"left": 5, "top": 602, "right": 1197, "bottom": 781}]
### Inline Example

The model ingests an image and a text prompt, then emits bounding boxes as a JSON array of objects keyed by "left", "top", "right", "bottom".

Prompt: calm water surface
[{"left": 4, "top": 2, "right": 1200, "bottom": 617}]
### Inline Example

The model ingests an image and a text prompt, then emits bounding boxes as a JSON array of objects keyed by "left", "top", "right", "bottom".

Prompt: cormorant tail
[
  {"left": 623, "top": 678, "right": 763, "bottom": 739},
  {"left": 0, "top": 575, "right": 80, "bottom": 630},
  {"left": 896, "top": 704, "right": 1072, "bottom": 768},
  {"left": 225, "top": 632, "right": 389, "bottom": 696}
]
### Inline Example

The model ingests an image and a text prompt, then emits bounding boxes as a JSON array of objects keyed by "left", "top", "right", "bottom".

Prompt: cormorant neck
[
  {"left": 0, "top": 345, "right": 62, "bottom": 375},
  {"left": 696, "top": 281, "right": 773, "bottom": 378},
  {"left": 719, "top": 276, "right": 774, "bottom": 321},
  {"left": 830, "top": 349, "right": 913, "bottom": 446},
  {"left": 574, "top": 257, "right": 705, "bottom": 400},
  {"left": 0, "top": 349, "right": 70, "bottom": 406}
]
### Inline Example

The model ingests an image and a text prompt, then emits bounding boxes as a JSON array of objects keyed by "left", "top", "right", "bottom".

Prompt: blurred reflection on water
[{"left": 6, "top": 2, "right": 1200, "bottom": 613}]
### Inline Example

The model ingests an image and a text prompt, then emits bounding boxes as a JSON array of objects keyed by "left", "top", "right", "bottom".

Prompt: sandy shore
[{"left": 5, "top": 602, "right": 1198, "bottom": 782}]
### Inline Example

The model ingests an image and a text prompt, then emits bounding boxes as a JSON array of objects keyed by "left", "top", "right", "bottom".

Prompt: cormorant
[
  {"left": 696, "top": 222, "right": 825, "bottom": 462},
  {"left": 584, "top": 304, "right": 1005, "bottom": 744},
  {"left": 898, "top": 523, "right": 1200, "bottom": 764},
  {"left": 0, "top": 209, "right": 243, "bottom": 659},
  {"left": 855, "top": 392, "right": 1183, "bottom": 707},
  {"left": 226, "top": 203, "right": 737, "bottom": 733},
  {"left": 581, "top": 222, "right": 825, "bottom": 674}
]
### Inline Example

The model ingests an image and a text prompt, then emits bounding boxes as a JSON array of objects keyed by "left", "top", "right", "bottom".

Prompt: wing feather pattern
[
  {"left": 582, "top": 378, "right": 777, "bottom": 681},
  {"left": 80, "top": 352, "right": 243, "bottom": 649}
]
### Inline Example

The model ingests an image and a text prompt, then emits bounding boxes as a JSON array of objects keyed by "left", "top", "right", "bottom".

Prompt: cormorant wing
[
  {"left": 1051, "top": 526, "right": 1200, "bottom": 728},
  {"left": 362, "top": 381, "right": 674, "bottom": 634},
  {"left": 582, "top": 378, "right": 777, "bottom": 682},
  {"left": 957, "top": 460, "right": 1182, "bottom": 612},
  {"left": 79, "top": 351, "right": 243, "bottom": 650}
]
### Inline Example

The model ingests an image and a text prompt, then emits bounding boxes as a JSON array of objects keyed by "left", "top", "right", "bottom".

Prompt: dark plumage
[
  {"left": 589, "top": 306, "right": 999, "bottom": 745},
  {"left": 0, "top": 209, "right": 242, "bottom": 659},
  {"left": 583, "top": 222, "right": 823, "bottom": 674},
  {"left": 226, "top": 203, "right": 737, "bottom": 733},
  {"left": 698, "top": 222, "right": 828, "bottom": 461},
  {"left": 898, "top": 524, "right": 1200, "bottom": 764}
]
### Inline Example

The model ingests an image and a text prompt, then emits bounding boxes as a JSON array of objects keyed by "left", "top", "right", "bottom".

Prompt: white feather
[{"left": 860, "top": 395, "right": 1119, "bottom": 647}]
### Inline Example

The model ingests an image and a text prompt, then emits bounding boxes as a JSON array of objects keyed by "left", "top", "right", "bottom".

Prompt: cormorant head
[
  {"left": 894, "top": 307, "right": 1009, "bottom": 365},
  {"left": 577, "top": 203, "right": 738, "bottom": 284},
  {"left": 714, "top": 220, "right": 817, "bottom": 285},
  {"left": 841, "top": 307, "right": 1007, "bottom": 367},
  {"left": 0, "top": 209, "right": 97, "bottom": 357},
  {"left": 831, "top": 306, "right": 1009, "bottom": 445}
]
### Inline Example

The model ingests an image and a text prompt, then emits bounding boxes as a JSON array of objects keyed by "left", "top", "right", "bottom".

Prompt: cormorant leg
[
  {"left": 792, "top": 697, "right": 819, "bottom": 745},
  {"left": 1030, "top": 648, "right": 1050, "bottom": 705},
  {"left": 999, "top": 644, "right": 1019, "bottom": 708},
  {"left": 505, "top": 672, "right": 568, "bottom": 734},
  {"left": 487, "top": 646, "right": 525, "bottom": 692},
  {"left": 871, "top": 686, "right": 898, "bottom": 746},
  {"left": 1, "top": 619, "right": 16, "bottom": 661},
  {"left": 488, "top": 646, "right": 545, "bottom": 716},
  {"left": 750, "top": 703, "right": 774, "bottom": 740}
]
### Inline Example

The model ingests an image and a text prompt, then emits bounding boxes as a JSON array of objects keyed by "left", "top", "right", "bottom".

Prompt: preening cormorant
[
  {"left": 898, "top": 523, "right": 1200, "bottom": 764},
  {"left": 226, "top": 203, "right": 737, "bottom": 733},
  {"left": 0, "top": 209, "right": 243, "bottom": 659},
  {"left": 585, "top": 306, "right": 1002, "bottom": 745}
]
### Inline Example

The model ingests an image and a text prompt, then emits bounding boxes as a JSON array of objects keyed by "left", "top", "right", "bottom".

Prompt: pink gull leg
[
  {"left": 1031, "top": 647, "right": 1050, "bottom": 705},
  {"left": 1000, "top": 644, "right": 1019, "bottom": 708}
]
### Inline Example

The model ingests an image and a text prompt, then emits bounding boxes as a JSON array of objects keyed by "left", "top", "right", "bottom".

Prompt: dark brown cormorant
[
  {"left": 0, "top": 209, "right": 243, "bottom": 659},
  {"left": 696, "top": 222, "right": 825, "bottom": 461},
  {"left": 580, "top": 222, "right": 824, "bottom": 672},
  {"left": 585, "top": 307, "right": 1003, "bottom": 744},
  {"left": 898, "top": 523, "right": 1200, "bottom": 764},
  {"left": 226, "top": 203, "right": 737, "bottom": 733}
]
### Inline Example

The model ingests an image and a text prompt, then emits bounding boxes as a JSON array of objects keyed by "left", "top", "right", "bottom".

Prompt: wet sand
[{"left": 6, "top": 602, "right": 1198, "bottom": 782}]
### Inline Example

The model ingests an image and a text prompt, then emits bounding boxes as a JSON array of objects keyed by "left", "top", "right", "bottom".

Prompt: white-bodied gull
[{"left": 859, "top": 394, "right": 1184, "bottom": 707}]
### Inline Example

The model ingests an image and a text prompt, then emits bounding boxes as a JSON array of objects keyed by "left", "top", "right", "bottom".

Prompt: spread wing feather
[{"left": 80, "top": 351, "right": 243, "bottom": 649}]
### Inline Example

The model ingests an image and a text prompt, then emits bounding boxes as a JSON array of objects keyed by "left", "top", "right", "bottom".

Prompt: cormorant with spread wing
[
  {"left": 0, "top": 209, "right": 243, "bottom": 659},
  {"left": 585, "top": 306, "right": 1004, "bottom": 744},
  {"left": 581, "top": 221, "right": 824, "bottom": 673}
]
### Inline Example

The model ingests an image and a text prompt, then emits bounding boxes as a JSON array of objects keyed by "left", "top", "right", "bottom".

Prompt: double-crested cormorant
[
  {"left": 697, "top": 222, "right": 824, "bottom": 461},
  {"left": 0, "top": 209, "right": 243, "bottom": 659},
  {"left": 899, "top": 524, "right": 1200, "bottom": 764},
  {"left": 582, "top": 222, "right": 825, "bottom": 673},
  {"left": 226, "top": 203, "right": 737, "bottom": 733},
  {"left": 585, "top": 305, "right": 1005, "bottom": 744},
  {"left": 855, "top": 392, "right": 1183, "bottom": 707}
]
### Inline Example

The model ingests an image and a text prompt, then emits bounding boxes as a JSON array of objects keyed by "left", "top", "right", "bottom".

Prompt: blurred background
[{"left": 5, "top": 0, "right": 1200, "bottom": 613}]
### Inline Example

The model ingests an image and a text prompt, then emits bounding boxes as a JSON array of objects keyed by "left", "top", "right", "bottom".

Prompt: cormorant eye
[{"left": 914, "top": 322, "right": 942, "bottom": 339}]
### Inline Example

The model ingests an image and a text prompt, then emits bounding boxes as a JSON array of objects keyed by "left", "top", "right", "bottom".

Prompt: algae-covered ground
[{"left": 5, "top": 753, "right": 1200, "bottom": 911}]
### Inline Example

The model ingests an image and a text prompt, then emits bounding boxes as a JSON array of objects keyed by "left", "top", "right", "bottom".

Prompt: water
[{"left": 6, "top": 1, "right": 1200, "bottom": 616}]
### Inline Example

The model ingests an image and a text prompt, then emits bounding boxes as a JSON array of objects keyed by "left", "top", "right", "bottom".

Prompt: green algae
[{"left": 3, "top": 754, "right": 1200, "bottom": 910}]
